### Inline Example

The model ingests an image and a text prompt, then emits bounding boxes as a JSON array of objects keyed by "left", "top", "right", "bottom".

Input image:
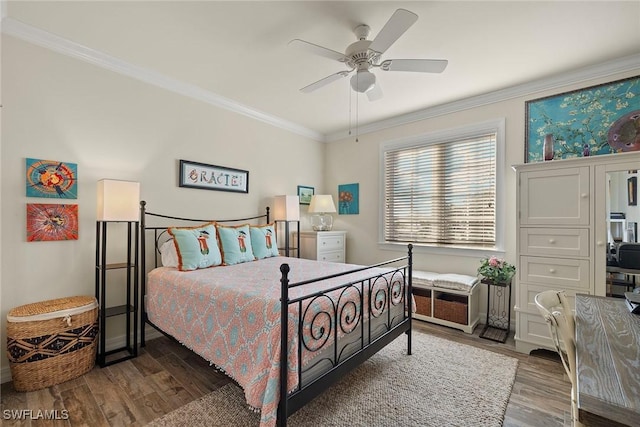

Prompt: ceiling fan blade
[
  {"left": 300, "top": 71, "right": 351, "bottom": 93},
  {"left": 368, "top": 9, "right": 418, "bottom": 55},
  {"left": 366, "top": 83, "right": 383, "bottom": 101},
  {"left": 380, "top": 59, "right": 448, "bottom": 73},
  {"left": 288, "top": 39, "right": 349, "bottom": 62}
]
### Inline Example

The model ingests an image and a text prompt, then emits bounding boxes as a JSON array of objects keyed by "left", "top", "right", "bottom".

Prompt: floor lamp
[{"left": 273, "top": 195, "right": 300, "bottom": 257}]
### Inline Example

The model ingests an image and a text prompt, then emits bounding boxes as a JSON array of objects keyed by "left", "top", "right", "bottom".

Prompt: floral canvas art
[
  {"left": 338, "top": 183, "right": 359, "bottom": 215},
  {"left": 525, "top": 76, "right": 639, "bottom": 162}
]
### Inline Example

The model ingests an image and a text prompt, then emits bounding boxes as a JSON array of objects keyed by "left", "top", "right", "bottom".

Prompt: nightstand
[{"left": 296, "top": 231, "right": 346, "bottom": 263}]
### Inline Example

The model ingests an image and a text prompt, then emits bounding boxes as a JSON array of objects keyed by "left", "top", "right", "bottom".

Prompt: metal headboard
[{"left": 139, "top": 200, "right": 270, "bottom": 266}]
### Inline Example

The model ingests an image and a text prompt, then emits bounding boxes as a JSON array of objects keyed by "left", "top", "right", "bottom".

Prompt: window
[{"left": 381, "top": 119, "right": 504, "bottom": 251}]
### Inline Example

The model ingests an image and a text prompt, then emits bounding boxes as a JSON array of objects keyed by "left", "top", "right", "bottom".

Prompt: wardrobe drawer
[
  {"left": 517, "top": 282, "right": 586, "bottom": 315},
  {"left": 520, "top": 256, "right": 591, "bottom": 290},
  {"left": 520, "top": 228, "right": 589, "bottom": 257}
]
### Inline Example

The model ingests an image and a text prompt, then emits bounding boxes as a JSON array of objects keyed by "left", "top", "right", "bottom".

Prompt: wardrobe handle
[
  {"left": 581, "top": 193, "right": 588, "bottom": 198},
  {"left": 548, "top": 239, "right": 555, "bottom": 244},
  {"left": 549, "top": 268, "right": 556, "bottom": 274}
]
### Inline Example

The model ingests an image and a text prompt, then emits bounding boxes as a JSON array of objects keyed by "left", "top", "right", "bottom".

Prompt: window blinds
[{"left": 384, "top": 133, "right": 497, "bottom": 247}]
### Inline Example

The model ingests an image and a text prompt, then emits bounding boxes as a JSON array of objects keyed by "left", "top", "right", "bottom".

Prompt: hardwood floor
[{"left": 1, "top": 321, "right": 571, "bottom": 426}]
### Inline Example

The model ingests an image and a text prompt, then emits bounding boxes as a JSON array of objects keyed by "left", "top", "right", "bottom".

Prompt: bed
[{"left": 139, "top": 201, "right": 414, "bottom": 427}]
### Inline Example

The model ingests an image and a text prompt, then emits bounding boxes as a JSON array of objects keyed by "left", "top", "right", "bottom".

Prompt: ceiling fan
[{"left": 289, "top": 8, "right": 448, "bottom": 101}]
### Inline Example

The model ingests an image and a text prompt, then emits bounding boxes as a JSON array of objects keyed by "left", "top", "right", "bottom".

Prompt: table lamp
[{"left": 308, "top": 195, "right": 336, "bottom": 231}]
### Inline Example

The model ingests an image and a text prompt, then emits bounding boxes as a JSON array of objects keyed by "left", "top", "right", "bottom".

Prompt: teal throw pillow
[
  {"left": 168, "top": 222, "right": 222, "bottom": 271},
  {"left": 250, "top": 224, "right": 279, "bottom": 259},
  {"left": 217, "top": 224, "right": 255, "bottom": 265}
]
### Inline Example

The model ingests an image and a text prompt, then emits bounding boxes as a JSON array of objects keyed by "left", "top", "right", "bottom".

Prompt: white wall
[
  {"left": 0, "top": 35, "right": 324, "bottom": 381},
  {"left": 325, "top": 68, "right": 640, "bottom": 316}
]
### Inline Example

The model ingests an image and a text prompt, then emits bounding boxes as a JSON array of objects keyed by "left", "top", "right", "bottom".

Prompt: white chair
[{"left": 534, "top": 290, "right": 584, "bottom": 427}]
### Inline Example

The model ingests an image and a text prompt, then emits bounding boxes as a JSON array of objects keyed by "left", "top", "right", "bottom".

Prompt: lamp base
[{"left": 311, "top": 214, "right": 333, "bottom": 231}]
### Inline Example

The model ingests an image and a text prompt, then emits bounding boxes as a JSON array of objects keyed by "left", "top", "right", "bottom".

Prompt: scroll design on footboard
[
  {"left": 278, "top": 244, "right": 413, "bottom": 427},
  {"left": 296, "top": 269, "right": 409, "bottom": 387}
]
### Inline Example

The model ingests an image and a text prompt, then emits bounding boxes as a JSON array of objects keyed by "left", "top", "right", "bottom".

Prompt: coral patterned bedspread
[{"left": 146, "top": 256, "right": 402, "bottom": 427}]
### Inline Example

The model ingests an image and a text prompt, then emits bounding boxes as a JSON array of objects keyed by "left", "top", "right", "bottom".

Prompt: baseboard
[{"left": 1, "top": 325, "right": 163, "bottom": 384}]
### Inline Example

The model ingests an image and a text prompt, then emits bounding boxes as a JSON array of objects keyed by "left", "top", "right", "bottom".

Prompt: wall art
[
  {"left": 297, "top": 185, "right": 314, "bottom": 205},
  {"left": 27, "top": 203, "right": 79, "bottom": 241},
  {"left": 26, "top": 158, "right": 78, "bottom": 198},
  {"left": 525, "top": 75, "right": 639, "bottom": 163},
  {"left": 179, "top": 160, "right": 249, "bottom": 193},
  {"left": 338, "top": 183, "right": 359, "bottom": 215}
]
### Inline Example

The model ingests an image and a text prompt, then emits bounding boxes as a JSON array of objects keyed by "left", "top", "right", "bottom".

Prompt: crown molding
[
  {"left": 3, "top": 17, "right": 639, "bottom": 144},
  {"left": 325, "top": 53, "right": 640, "bottom": 142},
  {"left": 1, "top": 18, "right": 325, "bottom": 142}
]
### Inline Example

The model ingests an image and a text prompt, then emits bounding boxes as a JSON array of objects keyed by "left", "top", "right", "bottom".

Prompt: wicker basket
[
  {"left": 434, "top": 294, "right": 468, "bottom": 325},
  {"left": 413, "top": 288, "right": 432, "bottom": 317},
  {"left": 6, "top": 296, "right": 98, "bottom": 392}
]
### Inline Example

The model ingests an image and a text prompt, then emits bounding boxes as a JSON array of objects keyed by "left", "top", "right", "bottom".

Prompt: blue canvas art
[
  {"left": 338, "top": 183, "right": 359, "bottom": 215},
  {"left": 525, "top": 76, "right": 639, "bottom": 163},
  {"left": 26, "top": 158, "right": 78, "bottom": 198}
]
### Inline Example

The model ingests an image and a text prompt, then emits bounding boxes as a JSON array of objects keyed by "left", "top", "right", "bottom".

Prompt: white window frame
[{"left": 378, "top": 118, "right": 506, "bottom": 257}]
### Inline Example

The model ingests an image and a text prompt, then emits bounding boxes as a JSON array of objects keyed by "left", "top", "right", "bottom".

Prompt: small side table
[{"left": 479, "top": 278, "right": 512, "bottom": 343}]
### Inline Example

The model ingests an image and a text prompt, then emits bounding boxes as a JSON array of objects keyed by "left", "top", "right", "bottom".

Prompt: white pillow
[{"left": 160, "top": 239, "right": 179, "bottom": 268}]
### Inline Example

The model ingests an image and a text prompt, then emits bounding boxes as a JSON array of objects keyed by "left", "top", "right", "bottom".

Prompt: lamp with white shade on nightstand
[{"left": 308, "top": 195, "right": 336, "bottom": 231}]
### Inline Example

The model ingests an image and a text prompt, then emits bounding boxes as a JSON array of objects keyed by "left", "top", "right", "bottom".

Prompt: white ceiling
[{"left": 4, "top": 1, "right": 640, "bottom": 141}]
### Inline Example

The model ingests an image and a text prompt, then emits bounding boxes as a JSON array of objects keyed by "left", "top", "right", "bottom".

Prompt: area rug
[{"left": 148, "top": 331, "right": 518, "bottom": 427}]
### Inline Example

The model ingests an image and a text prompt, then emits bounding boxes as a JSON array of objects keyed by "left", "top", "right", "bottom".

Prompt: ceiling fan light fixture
[{"left": 350, "top": 70, "right": 376, "bottom": 93}]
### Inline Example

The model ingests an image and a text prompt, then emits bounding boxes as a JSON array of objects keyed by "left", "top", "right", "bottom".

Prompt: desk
[{"left": 575, "top": 294, "right": 640, "bottom": 426}]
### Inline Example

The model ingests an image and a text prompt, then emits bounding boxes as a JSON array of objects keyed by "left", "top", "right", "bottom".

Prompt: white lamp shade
[
  {"left": 308, "top": 195, "right": 336, "bottom": 213},
  {"left": 273, "top": 195, "right": 300, "bottom": 221},
  {"left": 97, "top": 179, "right": 140, "bottom": 221}
]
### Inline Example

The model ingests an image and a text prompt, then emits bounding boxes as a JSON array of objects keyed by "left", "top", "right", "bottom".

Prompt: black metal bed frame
[{"left": 139, "top": 201, "right": 413, "bottom": 426}]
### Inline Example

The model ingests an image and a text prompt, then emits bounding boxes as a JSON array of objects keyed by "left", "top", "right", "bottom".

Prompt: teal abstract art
[{"left": 26, "top": 158, "right": 78, "bottom": 198}]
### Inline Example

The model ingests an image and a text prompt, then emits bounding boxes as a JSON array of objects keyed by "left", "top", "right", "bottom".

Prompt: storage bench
[{"left": 412, "top": 271, "right": 480, "bottom": 334}]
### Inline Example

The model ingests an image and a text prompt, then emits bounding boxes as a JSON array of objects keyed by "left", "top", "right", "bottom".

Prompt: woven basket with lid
[{"left": 6, "top": 295, "right": 98, "bottom": 391}]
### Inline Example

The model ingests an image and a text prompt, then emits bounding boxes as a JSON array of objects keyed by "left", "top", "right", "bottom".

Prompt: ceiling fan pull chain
[
  {"left": 355, "top": 80, "right": 359, "bottom": 143},
  {"left": 348, "top": 83, "right": 352, "bottom": 136}
]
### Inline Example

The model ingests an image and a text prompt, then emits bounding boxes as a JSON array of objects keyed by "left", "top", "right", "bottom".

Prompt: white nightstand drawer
[
  {"left": 318, "top": 250, "right": 344, "bottom": 263},
  {"left": 296, "top": 231, "right": 347, "bottom": 263},
  {"left": 318, "top": 234, "right": 344, "bottom": 251}
]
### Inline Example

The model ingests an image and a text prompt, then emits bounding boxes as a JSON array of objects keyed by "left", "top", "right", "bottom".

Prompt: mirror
[{"left": 606, "top": 170, "right": 639, "bottom": 296}]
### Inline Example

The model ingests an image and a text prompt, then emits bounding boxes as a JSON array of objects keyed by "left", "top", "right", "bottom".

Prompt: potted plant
[{"left": 477, "top": 256, "right": 516, "bottom": 286}]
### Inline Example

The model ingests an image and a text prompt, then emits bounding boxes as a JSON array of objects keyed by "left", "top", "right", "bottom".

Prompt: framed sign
[
  {"left": 179, "top": 160, "right": 249, "bottom": 193},
  {"left": 525, "top": 75, "right": 640, "bottom": 163}
]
